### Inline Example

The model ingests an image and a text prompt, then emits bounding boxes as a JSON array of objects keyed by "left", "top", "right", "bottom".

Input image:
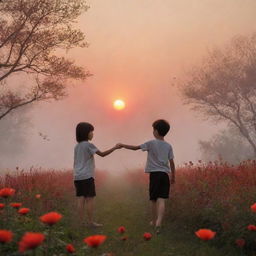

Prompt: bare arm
[
  {"left": 119, "top": 144, "right": 141, "bottom": 150},
  {"left": 169, "top": 159, "right": 176, "bottom": 184},
  {"left": 95, "top": 145, "right": 121, "bottom": 157}
]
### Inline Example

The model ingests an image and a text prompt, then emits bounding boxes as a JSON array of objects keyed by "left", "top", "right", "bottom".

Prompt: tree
[
  {"left": 0, "top": 0, "right": 91, "bottom": 120},
  {"left": 199, "top": 127, "right": 254, "bottom": 164},
  {"left": 180, "top": 33, "right": 256, "bottom": 157}
]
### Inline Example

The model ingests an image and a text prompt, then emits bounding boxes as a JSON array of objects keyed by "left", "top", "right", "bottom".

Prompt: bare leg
[
  {"left": 77, "top": 197, "right": 86, "bottom": 223},
  {"left": 155, "top": 198, "right": 166, "bottom": 228},
  {"left": 85, "top": 197, "right": 103, "bottom": 227},
  {"left": 151, "top": 200, "right": 157, "bottom": 226},
  {"left": 85, "top": 197, "right": 94, "bottom": 224}
]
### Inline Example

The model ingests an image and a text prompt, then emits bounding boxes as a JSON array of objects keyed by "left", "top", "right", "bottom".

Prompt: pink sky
[{"left": 4, "top": 0, "right": 256, "bottom": 171}]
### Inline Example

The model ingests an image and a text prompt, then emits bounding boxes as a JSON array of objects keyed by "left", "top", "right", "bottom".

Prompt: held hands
[{"left": 114, "top": 143, "right": 123, "bottom": 149}]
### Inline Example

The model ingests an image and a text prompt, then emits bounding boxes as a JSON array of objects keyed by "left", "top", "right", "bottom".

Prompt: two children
[{"left": 73, "top": 119, "right": 175, "bottom": 232}]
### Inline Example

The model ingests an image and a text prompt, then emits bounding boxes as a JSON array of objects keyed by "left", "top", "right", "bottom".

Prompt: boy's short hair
[
  {"left": 152, "top": 119, "right": 170, "bottom": 136},
  {"left": 76, "top": 122, "right": 94, "bottom": 142}
]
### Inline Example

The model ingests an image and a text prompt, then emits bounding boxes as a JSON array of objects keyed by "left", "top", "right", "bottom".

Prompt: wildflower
[
  {"left": 66, "top": 244, "right": 75, "bottom": 253},
  {"left": 40, "top": 212, "right": 62, "bottom": 226},
  {"left": 18, "top": 208, "right": 30, "bottom": 215},
  {"left": 143, "top": 232, "right": 152, "bottom": 241},
  {"left": 0, "top": 204, "right": 4, "bottom": 210},
  {"left": 10, "top": 203, "right": 22, "bottom": 209},
  {"left": 195, "top": 229, "right": 216, "bottom": 241},
  {"left": 19, "top": 232, "right": 45, "bottom": 252},
  {"left": 35, "top": 194, "right": 41, "bottom": 199},
  {"left": 251, "top": 203, "right": 256, "bottom": 213},
  {"left": 236, "top": 238, "right": 245, "bottom": 248},
  {"left": 84, "top": 235, "right": 106, "bottom": 248},
  {"left": 120, "top": 236, "right": 128, "bottom": 241},
  {"left": 117, "top": 226, "right": 126, "bottom": 234},
  {"left": 247, "top": 225, "right": 256, "bottom": 231},
  {"left": 0, "top": 230, "right": 13, "bottom": 243},
  {"left": 0, "top": 188, "right": 15, "bottom": 198}
]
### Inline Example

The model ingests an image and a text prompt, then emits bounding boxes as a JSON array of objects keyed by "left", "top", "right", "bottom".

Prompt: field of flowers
[{"left": 0, "top": 161, "right": 256, "bottom": 255}]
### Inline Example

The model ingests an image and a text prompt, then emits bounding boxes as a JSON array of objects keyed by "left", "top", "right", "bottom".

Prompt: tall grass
[{"left": 0, "top": 161, "right": 256, "bottom": 255}]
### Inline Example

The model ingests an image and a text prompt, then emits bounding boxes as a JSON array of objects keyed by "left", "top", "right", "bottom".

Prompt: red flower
[
  {"left": 19, "top": 232, "right": 45, "bottom": 252},
  {"left": 40, "top": 212, "right": 62, "bottom": 226},
  {"left": 0, "top": 230, "right": 13, "bottom": 243},
  {"left": 83, "top": 235, "right": 106, "bottom": 248},
  {"left": 66, "top": 244, "right": 75, "bottom": 253},
  {"left": 10, "top": 203, "right": 22, "bottom": 209},
  {"left": 18, "top": 208, "right": 30, "bottom": 215},
  {"left": 195, "top": 229, "right": 216, "bottom": 241},
  {"left": 247, "top": 225, "right": 256, "bottom": 231},
  {"left": 35, "top": 194, "right": 41, "bottom": 199},
  {"left": 0, "top": 203, "right": 5, "bottom": 209},
  {"left": 117, "top": 226, "right": 126, "bottom": 234},
  {"left": 0, "top": 188, "right": 15, "bottom": 198},
  {"left": 120, "top": 236, "right": 128, "bottom": 241},
  {"left": 236, "top": 238, "right": 245, "bottom": 248},
  {"left": 143, "top": 232, "right": 152, "bottom": 241},
  {"left": 251, "top": 203, "right": 256, "bottom": 213}
]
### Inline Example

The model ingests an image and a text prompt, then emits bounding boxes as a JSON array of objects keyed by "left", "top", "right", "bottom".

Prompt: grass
[{"left": 0, "top": 162, "right": 256, "bottom": 255}]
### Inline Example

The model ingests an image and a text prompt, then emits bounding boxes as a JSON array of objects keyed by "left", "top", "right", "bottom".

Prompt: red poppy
[
  {"left": 0, "top": 203, "right": 5, "bottom": 209},
  {"left": 236, "top": 238, "right": 245, "bottom": 248},
  {"left": 40, "top": 212, "right": 62, "bottom": 226},
  {"left": 83, "top": 235, "right": 106, "bottom": 248},
  {"left": 0, "top": 230, "right": 13, "bottom": 243},
  {"left": 18, "top": 208, "right": 30, "bottom": 215},
  {"left": 66, "top": 244, "right": 75, "bottom": 253},
  {"left": 251, "top": 203, "right": 256, "bottom": 213},
  {"left": 117, "top": 226, "right": 126, "bottom": 234},
  {"left": 10, "top": 203, "right": 22, "bottom": 209},
  {"left": 19, "top": 232, "right": 45, "bottom": 252},
  {"left": 143, "top": 232, "right": 152, "bottom": 241},
  {"left": 120, "top": 236, "right": 128, "bottom": 241},
  {"left": 35, "top": 194, "right": 41, "bottom": 199},
  {"left": 247, "top": 225, "right": 256, "bottom": 231},
  {"left": 195, "top": 229, "right": 216, "bottom": 241},
  {"left": 0, "top": 188, "right": 15, "bottom": 198}
]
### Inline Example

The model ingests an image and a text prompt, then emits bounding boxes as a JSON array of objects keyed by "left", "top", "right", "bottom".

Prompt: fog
[{"left": 2, "top": 0, "right": 256, "bottom": 172}]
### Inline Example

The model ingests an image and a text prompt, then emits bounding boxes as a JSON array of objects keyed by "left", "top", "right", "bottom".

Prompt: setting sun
[{"left": 113, "top": 99, "right": 125, "bottom": 110}]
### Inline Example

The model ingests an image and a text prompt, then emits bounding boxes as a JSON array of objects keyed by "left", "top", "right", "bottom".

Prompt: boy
[{"left": 118, "top": 119, "right": 175, "bottom": 233}]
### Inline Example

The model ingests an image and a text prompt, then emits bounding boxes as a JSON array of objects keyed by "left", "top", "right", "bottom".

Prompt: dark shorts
[
  {"left": 149, "top": 172, "right": 170, "bottom": 201},
  {"left": 74, "top": 178, "right": 96, "bottom": 197}
]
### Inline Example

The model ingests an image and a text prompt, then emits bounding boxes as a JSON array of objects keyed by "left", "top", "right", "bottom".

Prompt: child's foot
[
  {"left": 155, "top": 226, "right": 161, "bottom": 235},
  {"left": 149, "top": 220, "right": 155, "bottom": 226},
  {"left": 88, "top": 222, "right": 103, "bottom": 228}
]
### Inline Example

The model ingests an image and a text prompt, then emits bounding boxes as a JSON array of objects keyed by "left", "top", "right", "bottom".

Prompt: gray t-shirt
[
  {"left": 73, "top": 141, "right": 99, "bottom": 180},
  {"left": 140, "top": 139, "right": 174, "bottom": 173}
]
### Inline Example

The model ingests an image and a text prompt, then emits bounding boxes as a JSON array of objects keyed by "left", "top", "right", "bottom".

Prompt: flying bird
[{"left": 38, "top": 132, "right": 50, "bottom": 141}]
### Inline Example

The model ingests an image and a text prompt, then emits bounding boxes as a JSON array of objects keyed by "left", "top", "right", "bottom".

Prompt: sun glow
[{"left": 113, "top": 99, "right": 125, "bottom": 110}]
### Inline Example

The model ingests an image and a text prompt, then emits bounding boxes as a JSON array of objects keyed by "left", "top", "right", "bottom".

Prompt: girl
[{"left": 74, "top": 122, "right": 121, "bottom": 227}]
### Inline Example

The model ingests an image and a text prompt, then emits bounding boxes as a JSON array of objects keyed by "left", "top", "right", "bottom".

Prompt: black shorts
[
  {"left": 149, "top": 172, "right": 170, "bottom": 201},
  {"left": 74, "top": 178, "right": 96, "bottom": 197}
]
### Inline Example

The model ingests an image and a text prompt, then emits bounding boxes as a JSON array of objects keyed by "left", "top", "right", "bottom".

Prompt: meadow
[{"left": 1, "top": 161, "right": 256, "bottom": 255}]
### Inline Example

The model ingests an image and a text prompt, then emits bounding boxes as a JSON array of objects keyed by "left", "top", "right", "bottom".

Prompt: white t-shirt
[
  {"left": 73, "top": 141, "right": 99, "bottom": 180},
  {"left": 140, "top": 139, "right": 174, "bottom": 173}
]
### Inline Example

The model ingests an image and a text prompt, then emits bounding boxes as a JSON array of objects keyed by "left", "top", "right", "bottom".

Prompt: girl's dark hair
[
  {"left": 76, "top": 122, "right": 94, "bottom": 142},
  {"left": 152, "top": 119, "right": 170, "bottom": 136}
]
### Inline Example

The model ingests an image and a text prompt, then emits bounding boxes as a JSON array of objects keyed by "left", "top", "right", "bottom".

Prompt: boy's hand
[
  {"left": 115, "top": 143, "right": 123, "bottom": 149},
  {"left": 170, "top": 175, "right": 175, "bottom": 184}
]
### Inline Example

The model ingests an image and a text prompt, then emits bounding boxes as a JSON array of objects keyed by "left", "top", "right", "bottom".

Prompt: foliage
[{"left": 0, "top": 0, "right": 91, "bottom": 120}]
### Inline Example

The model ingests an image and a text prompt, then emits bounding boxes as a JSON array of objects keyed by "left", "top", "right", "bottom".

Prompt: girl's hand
[{"left": 115, "top": 143, "right": 123, "bottom": 149}]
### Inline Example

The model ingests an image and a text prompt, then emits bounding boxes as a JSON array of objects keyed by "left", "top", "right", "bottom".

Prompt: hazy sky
[{"left": 3, "top": 0, "right": 256, "bottom": 172}]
